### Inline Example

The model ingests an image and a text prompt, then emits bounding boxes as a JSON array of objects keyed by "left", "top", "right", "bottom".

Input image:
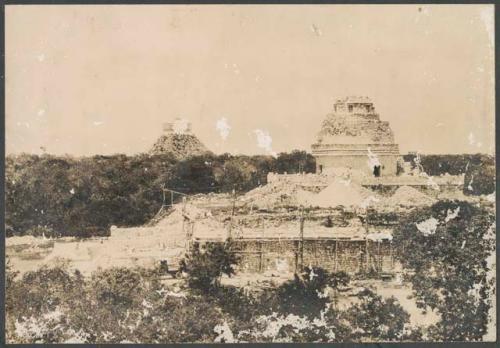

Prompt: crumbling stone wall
[
  {"left": 232, "top": 208, "right": 360, "bottom": 229},
  {"left": 318, "top": 114, "right": 395, "bottom": 144},
  {"left": 314, "top": 152, "right": 399, "bottom": 177}
]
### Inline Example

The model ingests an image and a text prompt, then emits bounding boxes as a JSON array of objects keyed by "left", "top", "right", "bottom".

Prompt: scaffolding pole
[
  {"left": 228, "top": 187, "right": 236, "bottom": 239},
  {"left": 299, "top": 206, "right": 305, "bottom": 272}
]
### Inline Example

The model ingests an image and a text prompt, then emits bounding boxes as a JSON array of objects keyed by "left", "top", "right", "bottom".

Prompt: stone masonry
[{"left": 312, "top": 97, "right": 400, "bottom": 177}]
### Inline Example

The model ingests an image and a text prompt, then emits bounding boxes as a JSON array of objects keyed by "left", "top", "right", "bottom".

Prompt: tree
[
  {"left": 344, "top": 289, "right": 421, "bottom": 341},
  {"left": 275, "top": 150, "right": 316, "bottom": 174},
  {"left": 180, "top": 241, "right": 239, "bottom": 293},
  {"left": 273, "top": 267, "right": 349, "bottom": 318},
  {"left": 168, "top": 154, "right": 217, "bottom": 194},
  {"left": 464, "top": 159, "right": 495, "bottom": 196},
  {"left": 393, "top": 200, "right": 495, "bottom": 341},
  {"left": 214, "top": 156, "right": 258, "bottom": 192},
  {"left": 90, "top": 268, "right": 143, "bottom": 307}
]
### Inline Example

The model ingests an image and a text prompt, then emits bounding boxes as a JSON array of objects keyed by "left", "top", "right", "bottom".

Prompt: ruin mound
[
  {"left": 384, "top": 186, "right": 436, "bottom": 207},
  {"left": 316, "top": 96, "right": 396, "bottom": 145},
  {"left": 154, "top": 203, "right": 227, "bottom": 240},
  {"left": 242, "top": 180, "right": 317, "bottom": 209},
  {"left": 149, "top": 133, "right": 210, "bottom": 159},
  {"left": 309, "top": 180, "right": 374, "bottom": 208}
]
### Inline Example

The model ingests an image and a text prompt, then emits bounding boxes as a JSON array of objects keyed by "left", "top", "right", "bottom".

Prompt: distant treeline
[
  {"left": 6, "top": 152, "right": 494, "bottom": 237},
  {"left": 5, "top": 151, "right": 315, "bottom": 237}
]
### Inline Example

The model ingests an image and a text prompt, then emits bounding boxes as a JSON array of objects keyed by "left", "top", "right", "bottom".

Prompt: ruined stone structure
[
  {"left": 149, "top": 118, "right": 210, "bottom": 159},
  {"left": 312, "top": 97, "right": 400, "bottom": 177}
]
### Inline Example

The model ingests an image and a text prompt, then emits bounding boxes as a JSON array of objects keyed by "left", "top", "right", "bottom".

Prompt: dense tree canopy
[
  {"left": 180, "top": 241, "right": 239, "bottom": 293},
  {"left": 6, "top": 151, "right": 314, "bottom": 237},
  {"left": 393, "top": 200, "right": 495, "bottom": 341}
]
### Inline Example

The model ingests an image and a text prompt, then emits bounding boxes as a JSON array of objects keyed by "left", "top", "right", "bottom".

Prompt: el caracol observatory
[{"left": 311, "top": 97, "right": 400, "bottom": 177}]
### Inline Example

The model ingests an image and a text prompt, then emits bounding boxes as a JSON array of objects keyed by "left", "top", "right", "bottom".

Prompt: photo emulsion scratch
[{"left": 4, "top": 4, "right": 496, "bottom": 344}]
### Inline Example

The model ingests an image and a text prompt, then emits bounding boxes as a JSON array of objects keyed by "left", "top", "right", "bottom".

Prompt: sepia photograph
[{"left": 4, "top": 3, "right": 497, "bottom": 344}]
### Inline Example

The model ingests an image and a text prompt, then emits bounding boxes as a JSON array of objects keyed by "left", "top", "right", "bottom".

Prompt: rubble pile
[
  {"left": 241, "top": 180, "right": 317, "bottom": 209},
  {"left": 188, "top": 192, "right": 234, "bottom": 209},
  {"left": 155, "top": 203, "right": 227, "bottom": 240},
  {"left": 242, "top": 174, "right": 381, "bottom": 210},
  {"left": 383, "top": 186, "right": 436, "bottom": 207},
  {"left": 267, "top": 172, "right": 331, "bottom": 187},
  {"left": 308, "top": 180, "right": 376, "bottom": 208}
]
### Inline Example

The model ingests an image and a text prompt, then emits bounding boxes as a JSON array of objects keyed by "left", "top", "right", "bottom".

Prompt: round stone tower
[{"left": 311, "top": 97, "right": 400, "bottom": 177}]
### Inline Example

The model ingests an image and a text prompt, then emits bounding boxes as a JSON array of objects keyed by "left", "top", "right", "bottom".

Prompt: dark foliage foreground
[
  {"left": 393, "top": 200, "right": 496, "bottom": 341},
  {"left": 7, "top": 200, "right": 495, "bottom": 343},
  {"left": 5, "top": 262, "right": 420, "bottom": 343}
]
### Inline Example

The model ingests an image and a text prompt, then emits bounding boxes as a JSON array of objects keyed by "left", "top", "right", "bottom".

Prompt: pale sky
[{"left": 6, "top": 5, "right": 495, "bottom": 156}]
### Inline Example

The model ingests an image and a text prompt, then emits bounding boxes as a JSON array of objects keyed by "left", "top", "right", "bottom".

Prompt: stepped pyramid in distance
[{"left": 149, "top": 118, "right": 211, "bottom": 159}]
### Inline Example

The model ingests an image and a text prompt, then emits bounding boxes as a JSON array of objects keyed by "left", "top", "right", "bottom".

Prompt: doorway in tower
[{"left": 373, "top": 165, "right": 381, "bottom": 177}]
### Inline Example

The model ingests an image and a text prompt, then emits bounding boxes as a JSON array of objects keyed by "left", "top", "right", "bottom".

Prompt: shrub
[
  {"left": 180, "top": 241, "right": 239, "bottom": 294},
  {"left": 272, "top": 267, "right": 350, "bottom": 318},
  {"left": 14, "top": 266, "right": 78, "bottom": 317},
  {"left": 344, "top": 289, "right": 419, "bottom": 341},
  {"left": 464, "top": 161, "right": 495, "bottom": 196},
  {"left": 25, "top": 225, "right": 60, "bottom": 238},
  {"left": 90, "top": 268, "right": 144, "bottom": 307}
]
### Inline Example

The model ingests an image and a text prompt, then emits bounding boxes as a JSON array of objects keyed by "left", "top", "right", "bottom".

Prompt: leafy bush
[
  {"left": 272, "top": 267, "right": 350, "bottom": 318},
  {"left": 180, "top": 241, "right": 240, "bottom": 294},
  {"left": 90, "top": 268, "right": 144, "bottom": 306},
  {"left": 14, "top": 266, "right": 79, "bottom": 317},
  {"left": 464, "top": 160, "right": 495, "bottom": 196},
  {"left": 25, "top": 225, "right": 60, "bottom": 238},
  {"left": 344, "top": 289, "right": 421, "bottom": 341}
]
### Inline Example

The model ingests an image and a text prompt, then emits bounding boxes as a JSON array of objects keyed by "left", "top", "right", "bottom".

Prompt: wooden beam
[{"left": 162, "top": 188, "right": 189, "bottom": 196}]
